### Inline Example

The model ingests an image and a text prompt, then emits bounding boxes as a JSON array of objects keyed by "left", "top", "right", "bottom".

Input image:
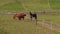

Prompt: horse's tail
[
  {"left": 13, "top": 13, "right": 17, "bottom": 19},
  {"left": 13, "top": 16, "right": 15, "bottom": 19}
]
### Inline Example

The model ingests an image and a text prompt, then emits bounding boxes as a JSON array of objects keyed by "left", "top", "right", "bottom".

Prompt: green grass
[
  {"left": 23, "top": 0, "right": 49, "bottom": 10},
  {"left": 0, "top": 0, "right": 60, "bottom": 10},
  {"left": 0, "top": 14, "right": 60, "bottom": 34},
  {"left": 38, "top": 14, "right": 60, "bottom": 26},
  {"left": 49, "top": 0, "right": 60, "bottom": 9},
  {"left": 0, "top": 2, "right": 24, "bottom": 11},
  {"left": 0, "top": 0, "right": 14, "bottom": 3},
  {"left": 22, "top": 0, "right": 60, "bottom": 10}
]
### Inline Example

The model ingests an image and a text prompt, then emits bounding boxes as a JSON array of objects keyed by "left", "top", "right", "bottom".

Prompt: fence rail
[{"left": 0, "top": 10, "right": 60, "bottom": 14}]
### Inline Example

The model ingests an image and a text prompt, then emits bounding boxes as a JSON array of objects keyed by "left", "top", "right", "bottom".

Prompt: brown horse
[{"left": 13, "top": 13, "right": 26, "bottom": 20}]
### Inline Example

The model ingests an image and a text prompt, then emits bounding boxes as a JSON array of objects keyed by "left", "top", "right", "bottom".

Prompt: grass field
[
  {"left": 23, "top": 0, "right": 60, "bottom": 10},
  {"left": 38, "top": 14, "right": 60, "bottom": 26},
  {"left": 0, "top": 2, "right": 24, "bottom": 11},
  {"left": 0, "top": 0, "right": 60, "bottom": 34},
  {"left": 0, "top": 0, "right": 60, "bottom": 11},
  {"left": 0, "top": 14, "right": 60, "bottom": 34}
]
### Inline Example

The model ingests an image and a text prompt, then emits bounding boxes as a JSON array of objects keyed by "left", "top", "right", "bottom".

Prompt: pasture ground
[{"left": 0, "top": 14, "right": 60, "bottom": 34}]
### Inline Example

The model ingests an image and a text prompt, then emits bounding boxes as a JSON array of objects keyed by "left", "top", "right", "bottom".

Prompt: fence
[{"left": 0, "top": 10, "right": 60, "bottom": 14}]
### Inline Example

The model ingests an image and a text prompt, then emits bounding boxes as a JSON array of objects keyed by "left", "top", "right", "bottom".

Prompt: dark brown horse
[
  {"left": 29, "top": 12, "right": 37, "bottom": 20},
  {"left": 29, "top": 12, "right": 37, "bottom": 24},
  {"left": 13, "top": 13, "right": 26, "bottom": 20}
]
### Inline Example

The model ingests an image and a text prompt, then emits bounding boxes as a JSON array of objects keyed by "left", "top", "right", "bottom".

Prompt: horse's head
[{"left": 22, "top": 14, "right": 26, "bottom": 17}]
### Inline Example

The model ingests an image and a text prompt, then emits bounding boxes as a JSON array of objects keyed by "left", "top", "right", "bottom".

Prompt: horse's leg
[
  {"left": 35, "top": 16, "right": 37, "bottom": 25},
  {"left": 35, "top": 17, "right": 37, "bottom": 20},
  {"left": 30, "top": 16, "right": 32, "bottom": 20},
  {"left": 19, "top": 18, "right": 21, "bottom": 20},
  {"left": 22, "top": 17, "right": 24, "bottom": 20},
  {"left": 18, "top": 17, "right": 21, "bottom": 20}
]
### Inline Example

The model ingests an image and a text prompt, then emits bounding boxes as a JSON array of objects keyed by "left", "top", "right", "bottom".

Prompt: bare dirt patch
[{"left": 36, "top": 20, "right": 60, "bottom": 32}]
